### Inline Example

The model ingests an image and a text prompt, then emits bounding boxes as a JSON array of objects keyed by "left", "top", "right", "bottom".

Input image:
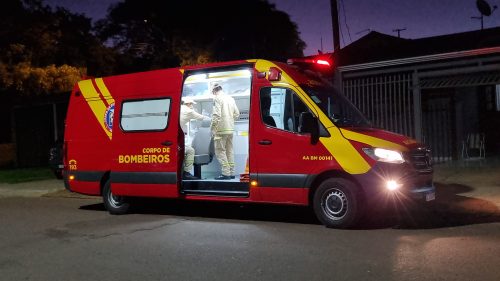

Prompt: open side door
[{"left": 109, "top": 69, "right": 183, "bottom": 198}]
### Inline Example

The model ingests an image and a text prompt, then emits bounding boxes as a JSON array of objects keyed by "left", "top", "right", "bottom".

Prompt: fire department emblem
[{"left": 104, "top": 103, "right": 115, "bottom": 133}]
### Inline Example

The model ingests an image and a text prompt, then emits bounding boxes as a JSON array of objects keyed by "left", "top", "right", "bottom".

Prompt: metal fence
[{"left": 343, "top": 72, "right": 415, "bottom": 137}]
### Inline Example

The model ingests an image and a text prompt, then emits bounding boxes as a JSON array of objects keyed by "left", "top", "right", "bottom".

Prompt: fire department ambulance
[{"left": 64, "top": 59, "right": 435, "bottom": 228}]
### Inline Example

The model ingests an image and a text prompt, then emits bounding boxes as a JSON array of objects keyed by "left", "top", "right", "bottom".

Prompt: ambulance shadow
[
  {"left": 79, "top": 183, "right": 500, "bottom": 229},
  {"left": 79, "top": 203, "right": 106, "bottom": 211},
  {"left": 80, "top": 199, "right": 321, "bottom": 225},
  {"left": 135, "top": 199, "right": 322, "bottom": 225},
  {"left": 360, "top": 182, "right": 500, "bottom": 229}
]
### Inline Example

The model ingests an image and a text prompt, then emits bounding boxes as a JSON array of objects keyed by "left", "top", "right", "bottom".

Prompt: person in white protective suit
[
  {"left": 180, "top": 97, "right": 208, "bottom": 180},
  {"left": 210, "top": 83, "right": 240, "bottom": 180}
]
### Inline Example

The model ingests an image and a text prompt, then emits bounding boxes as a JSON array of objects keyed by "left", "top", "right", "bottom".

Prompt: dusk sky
[{"left": 45, "top": 0, "right": 500, "bottom": 56}]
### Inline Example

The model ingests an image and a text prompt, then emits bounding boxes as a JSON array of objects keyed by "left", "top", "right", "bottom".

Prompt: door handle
[
  {"left": 258, "top": 139, "right": 272, "bottom": 145},
  {"left": 161, "top": 141, "right": 173, "bottom": 146}
]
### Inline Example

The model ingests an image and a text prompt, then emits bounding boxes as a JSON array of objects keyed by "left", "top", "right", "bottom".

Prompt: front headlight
[{"left": 362, "top": 148, "right": 405, "bottom": 164}]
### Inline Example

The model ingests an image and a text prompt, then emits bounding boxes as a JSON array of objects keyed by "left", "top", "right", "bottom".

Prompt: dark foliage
[{"left": 95, "top": 0, "right": 306, "bottom": 71}]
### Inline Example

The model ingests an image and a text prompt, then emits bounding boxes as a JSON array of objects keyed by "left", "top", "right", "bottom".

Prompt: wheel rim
[
  {"left": 107, "top": 189, "right": 123, "bottom": 208},
  {"left": 321, "top": 188, "right": 348, "bottom": 220}
]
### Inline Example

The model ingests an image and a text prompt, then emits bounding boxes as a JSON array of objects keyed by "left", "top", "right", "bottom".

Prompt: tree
[
  {"left": 0, "top": 62, "right": 85, "bottom": 95},
  {"left": 96, "top": 0, "right": 306, "bottom": 71},
  {"left": 0, "top": 0, "right": 117, "bottom": 95}
]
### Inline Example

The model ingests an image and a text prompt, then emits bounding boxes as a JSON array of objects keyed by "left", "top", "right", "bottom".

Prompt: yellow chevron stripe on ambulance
[{"left": 78, "top": 78, "right": 115, "bottom": 140}]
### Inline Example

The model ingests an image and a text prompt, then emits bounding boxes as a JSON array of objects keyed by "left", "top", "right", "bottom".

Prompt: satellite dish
[{"left": 476, "top": 0, "right": 496, "bottom": 16}]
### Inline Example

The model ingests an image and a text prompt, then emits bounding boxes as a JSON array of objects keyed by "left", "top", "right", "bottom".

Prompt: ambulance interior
[{"left": 180, "top": 69, "right": 251, "bottom": 194}]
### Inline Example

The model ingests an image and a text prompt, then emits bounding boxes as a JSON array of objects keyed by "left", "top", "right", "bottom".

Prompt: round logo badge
[{"left": 104, "top": 103, "right": 115, "bottom": 133}]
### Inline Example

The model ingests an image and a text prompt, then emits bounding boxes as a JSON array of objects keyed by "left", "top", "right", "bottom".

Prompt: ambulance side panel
[
  {"left": 65, "top": 69, "right": 184, "bottom": 197},
  {"left": 64, "top": 82, "right": 115, "bottom": 195}
]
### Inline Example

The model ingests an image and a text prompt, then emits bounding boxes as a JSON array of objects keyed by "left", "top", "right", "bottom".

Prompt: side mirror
[{"left": 298, "top": 112, "right": 320, "bottom": 145}]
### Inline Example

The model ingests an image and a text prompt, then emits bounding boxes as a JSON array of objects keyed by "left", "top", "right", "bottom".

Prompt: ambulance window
[
  {"left": 259, "top": 87, "right": 309, "bottom": 133},
  {"left": 121, "top": 98, "right": 171, "bottom": 131}
]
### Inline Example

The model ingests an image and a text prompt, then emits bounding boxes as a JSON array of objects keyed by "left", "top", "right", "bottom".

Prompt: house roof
[{"left": 334, "top": 27, "right": 500, "bottom": 66}]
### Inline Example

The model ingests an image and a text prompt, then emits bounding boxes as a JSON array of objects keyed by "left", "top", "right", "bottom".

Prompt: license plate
[{"left": 425, "top": 192, "right": 435, "bottom": 201}]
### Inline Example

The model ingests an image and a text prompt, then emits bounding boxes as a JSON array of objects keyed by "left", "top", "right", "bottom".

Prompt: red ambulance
[{"left": 63, "top": 59, "right": 435, "bottom": 228}]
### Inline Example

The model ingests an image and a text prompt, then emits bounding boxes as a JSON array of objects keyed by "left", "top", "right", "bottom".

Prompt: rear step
[{"left": 182, "top": 180, "right": 249, "bottom": 197}]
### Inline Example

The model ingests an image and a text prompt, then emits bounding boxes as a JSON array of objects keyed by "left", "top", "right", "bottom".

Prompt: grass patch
[{"left": 0, "top": 168, "right": 54, "bottom": 184}]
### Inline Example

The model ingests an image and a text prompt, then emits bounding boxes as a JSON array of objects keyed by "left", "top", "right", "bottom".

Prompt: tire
[
  {"left": 102, "top": 180, "right": 130, "bottom": 215},
  {"left": 313, "top": 178, "right": 362, "bottom": 228}
]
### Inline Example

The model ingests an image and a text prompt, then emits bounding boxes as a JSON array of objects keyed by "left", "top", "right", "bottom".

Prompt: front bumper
[{"left": 354, "top": 162, "right": 435, "bottom": 204}]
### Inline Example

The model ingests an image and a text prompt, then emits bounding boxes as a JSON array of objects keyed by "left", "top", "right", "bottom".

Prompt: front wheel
[
  {"left": 313, "top": 178, "right": 362, "bottom": 228},
  {"left": 102, "top": 180, "right": 130, "bottom": 215}
]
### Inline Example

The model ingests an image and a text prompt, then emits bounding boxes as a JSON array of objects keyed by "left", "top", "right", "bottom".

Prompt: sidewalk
[
  {"left": 433, "top": 158, "right": 500, "bottom": 209},
  {"left": 0, "top": 179, "right": 65, "bottom": 198}
]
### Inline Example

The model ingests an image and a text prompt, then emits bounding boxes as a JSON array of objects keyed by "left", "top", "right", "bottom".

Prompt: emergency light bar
[
  {"left": 287, "top": 57, "right": 332, "bottom": 67},
  {"left": 315, "top": 59, "right": 331, "bottom": 66}
]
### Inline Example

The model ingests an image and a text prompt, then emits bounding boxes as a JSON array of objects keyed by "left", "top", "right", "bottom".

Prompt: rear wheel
[
  {"left": 102, "top": 180, "right": 130, "bottom": 215},
  {"left": 313, "top": 178, "right": 362, "bottom": 228}
]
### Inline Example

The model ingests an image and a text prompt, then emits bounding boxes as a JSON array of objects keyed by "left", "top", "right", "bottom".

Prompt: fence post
[{"left": 412, "top": 71, "right": 423, "bottom": 141}]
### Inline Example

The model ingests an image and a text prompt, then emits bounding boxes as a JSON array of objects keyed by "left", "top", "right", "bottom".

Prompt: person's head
[
  {"left": 182, "top": 97, "right": 196, "bottom": 108},
  {"left": 211, "top": 83, "right": 223, "bottom": 95}
]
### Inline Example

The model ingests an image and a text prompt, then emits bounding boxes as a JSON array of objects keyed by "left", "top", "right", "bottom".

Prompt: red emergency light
[
  {"left": 315, "top": 59, "right": 331, "bottom": 66},
  {"left": 287, "top": 56, "right": 333, "bottom": 68}
]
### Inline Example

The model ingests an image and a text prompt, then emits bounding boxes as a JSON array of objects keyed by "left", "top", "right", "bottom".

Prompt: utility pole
[{"left": 330, "top": 0, "right": 341, "bottom": 51}]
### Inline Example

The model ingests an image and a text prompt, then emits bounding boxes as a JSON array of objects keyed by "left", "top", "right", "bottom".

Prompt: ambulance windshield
[{"left": 301, "top": 84, "right": 371, "bottom": 128}]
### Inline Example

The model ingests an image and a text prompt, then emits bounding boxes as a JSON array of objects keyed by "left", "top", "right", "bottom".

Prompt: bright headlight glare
[
  {"left": 363, "top": 148, "right": 405, "bottom": 164},
  {"left": 386, "top": 180, "right": 401, "bottom": 191}
]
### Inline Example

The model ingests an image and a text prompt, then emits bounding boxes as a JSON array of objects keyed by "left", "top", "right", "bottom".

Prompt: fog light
[{"left": 386, "top": 180, "right": 401, "bottom": 191}]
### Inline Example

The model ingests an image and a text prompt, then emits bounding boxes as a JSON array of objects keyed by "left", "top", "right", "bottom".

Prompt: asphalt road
[{"left": 0, "top": 196, "right": 499, "bottom": 281}]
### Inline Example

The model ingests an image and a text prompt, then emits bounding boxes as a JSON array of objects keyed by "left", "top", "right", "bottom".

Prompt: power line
[
  {"left": 339, "top": 15, "right": 346, "bottom": 47},
  {"left": 340, "top": 0, "right": 352, "bottom": 43},
  {"left": 356, "top": 29, "right": 371, "bottom": 35}
]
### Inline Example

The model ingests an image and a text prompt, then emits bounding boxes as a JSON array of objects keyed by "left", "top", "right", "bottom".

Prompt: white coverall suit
[
  {"left": 180, "top": 104, "right": 205, "bottom": 173},
  {"left": 211, "top": 92, "right": 240, "bottom": 177}
]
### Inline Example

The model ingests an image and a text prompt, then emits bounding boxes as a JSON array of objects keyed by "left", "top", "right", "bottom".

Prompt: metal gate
[
  {"left": 343, "top": 72, "right": 415, "bottom": 137},
  {"left": 421, "top": 91, "right": 455, "bottom": 163}
]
